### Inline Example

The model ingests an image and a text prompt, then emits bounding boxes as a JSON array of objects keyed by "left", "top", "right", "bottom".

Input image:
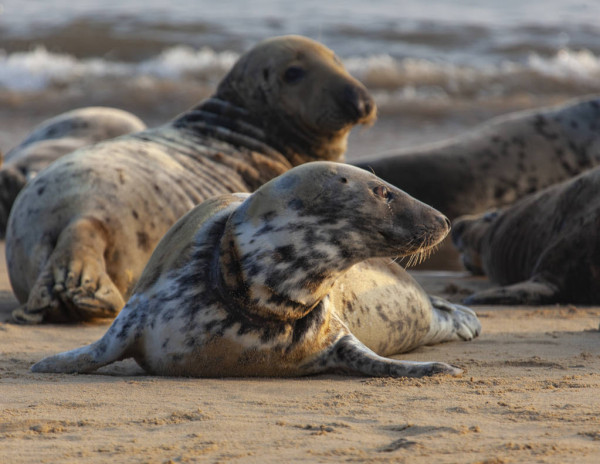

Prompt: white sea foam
[
  {"left": 1, "top": 45, "right": 600, "bottom": 98},
  {"left": 0, "top": 46, "right": 239, "bottom": 92}
]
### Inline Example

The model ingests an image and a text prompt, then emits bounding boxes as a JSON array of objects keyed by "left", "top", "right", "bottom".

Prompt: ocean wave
[
  {"left": 1, "top": 45, "right": 600, "bottom": 99},
  {"left": 0, "top": 46, "right": 239, "bottom": 91},
  {"left": 345, "top": 48, "right": 600, "bottom": 98}
]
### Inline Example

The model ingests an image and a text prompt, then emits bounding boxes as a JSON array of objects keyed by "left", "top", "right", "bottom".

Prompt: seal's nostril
[
  {"left": 437, "top": 215, "right": 451, "bottom": 230},
  {"left": 342, "top": 85, "right": 372, "bottom": 119},
  {"left": 362, "top": 96, "right": 374, "bottom": 117}
]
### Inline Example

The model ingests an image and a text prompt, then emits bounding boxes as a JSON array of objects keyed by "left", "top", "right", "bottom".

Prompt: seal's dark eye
[
  {"left": 340, "top": 177, "right": 348, "bottom": 184},
  {"left": 373, "top": 185, "right": 391, "bottom": 200},
  {"left": 283, "top": 66, "right": 306, "bottom": 84}
]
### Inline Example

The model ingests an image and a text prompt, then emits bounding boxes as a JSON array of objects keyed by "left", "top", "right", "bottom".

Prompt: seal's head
[
  {"left": 219, "top": 162, "right": 449, "bottom": 320},
  {"left": 216, "top": 35, "right": 376, "bottom": 165},
  {"left": 452, "top": 210, "right": 500, "bottom": 275}
]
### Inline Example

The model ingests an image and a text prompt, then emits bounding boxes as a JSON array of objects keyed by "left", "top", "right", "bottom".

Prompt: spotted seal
[
  {"left": 0, "top": 107, "right": 146, "bottom": 237},
  {"left": 31, "top": 162, "right": 480, "bottom": 378},
  {"left": 8, "top": 35, "right": 376, "bottom": 324},
  {"left": 353, "top": 96, "right": 600, "bottom": 219},
  {"left": 452, "top": 166, "right": 600, "bottom": 304}
]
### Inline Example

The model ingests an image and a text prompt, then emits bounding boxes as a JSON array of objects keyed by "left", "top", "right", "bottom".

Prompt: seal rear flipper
[
  {"left": 463, "top": 279, "right": 560, "bottom": 305},
  {"left": 31, "top": 308, "right": 137, "bottom": 373},
  {"left": 424, "top": 296, "right": 481, "bottom": 345},
  {"left": 323, "top": 335, "right": 462, "bottom": 378}
]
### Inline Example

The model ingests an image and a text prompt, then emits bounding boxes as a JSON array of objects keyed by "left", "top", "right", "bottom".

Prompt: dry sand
[
  {"left": 1, "top": 241, "right": 600, "bottom": 463},
  {"left": 2, "top": 98, "right": 600, "bottom": 462}
]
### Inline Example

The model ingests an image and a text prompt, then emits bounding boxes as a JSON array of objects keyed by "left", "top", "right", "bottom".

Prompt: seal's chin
[
  {"left": 396, "top": 245, "right": 440, "bottom": 268},
  {"left": 380, "top": 228, "right": 448, "bottom": 268}
]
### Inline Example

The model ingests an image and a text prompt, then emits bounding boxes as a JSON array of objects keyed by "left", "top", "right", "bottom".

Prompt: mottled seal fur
[
  {"left": 7, "top": 35, "right": 376, "bottom": 324},
  {"left": 453, "top": 167, "right": 600, "bottom": 304},
  {"left": 31, "top": 162, "right": 480, "bottom": 378},
  {"left": 353, "top": 96, "right": 600, "bottom": 219},
  {"left": 0, "top": 107, "right": 146, "bottom": 237}
]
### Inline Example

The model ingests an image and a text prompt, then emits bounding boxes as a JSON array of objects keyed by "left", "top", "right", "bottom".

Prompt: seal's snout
[
  {"left": 450, "top": 216, "right": 486, "bottom": 276},
  {"left": 341, "top": 84, "right": 375, "bottom": 122},
  {"left": 451, "top": 218, "right": 467, "bottom": 248}
]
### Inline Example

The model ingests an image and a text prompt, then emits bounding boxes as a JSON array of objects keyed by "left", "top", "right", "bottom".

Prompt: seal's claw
[
  {"left": 463, "top": 280, "right": 559, "bottom": 306},
  {"left": 12, "top": 305, "right": 45, "bottom": 324},
  {"left": 425, "top": 295, "right": 481, "bottom": 344},
  {"left": 61, "top": 261, "right": 125, "bottom": 320},
  {"left": 429, "top": 362, "right": 463, "bottom": 377}
]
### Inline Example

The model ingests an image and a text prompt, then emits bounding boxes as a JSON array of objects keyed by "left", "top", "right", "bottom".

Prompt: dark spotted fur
[
  {"left": 353, "top": 96, "right": 600, "bottom": 219},
  {"left": 31, "top": 163, "right": 480, "bottom": 378},
  {"left": 453, "top": 166, "right": 600, "bottom": 304}
]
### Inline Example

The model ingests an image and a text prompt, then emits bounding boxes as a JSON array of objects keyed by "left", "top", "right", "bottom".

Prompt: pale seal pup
[
  {"left": 31, "top": 162, "right": 480, "bottom": 378},
  {"left": 452, "top": 166, "right": 600, "bottom": 304},
  {"left": 0, "top": 107, "right": 146, "bottom": 237},
  {"left": 7, "top": 35, "right": 376, "bottom": 324},
  {"left": 353, "top": 96, "right": 600, "bottom": 219}
]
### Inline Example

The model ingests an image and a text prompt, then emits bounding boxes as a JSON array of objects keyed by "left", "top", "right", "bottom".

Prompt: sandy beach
[
  {"left": 2, "top": 5, "right": 600, "bottom": 457},
  {"left": 2, "top": 235, "right": 600, "bottom": 463}
]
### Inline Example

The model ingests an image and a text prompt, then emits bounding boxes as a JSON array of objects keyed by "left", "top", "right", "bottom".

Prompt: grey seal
[
  {"left": 7, "top": 35, "right": 376, "bottom": 324},
  {"left": 353, "top": 96, "right": 600, "bottom": 219},
  {"left": 453, "top": 166, "right": 600, "bottom": 304},
  {"left": 0, "top": 107, "right": 146, "bottom": 236},
  {"left": 31, "top": 162, "right": 480, "bottom": 378}
]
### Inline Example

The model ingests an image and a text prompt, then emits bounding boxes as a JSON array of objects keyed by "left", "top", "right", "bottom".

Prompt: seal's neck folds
[
  {"left": 216, "top": 210, "right": 356, "bottom": 322},
  {"left": 176, "top": 96, "right": 348, "bottom": 168},
  {"left": 173, "top": 97, "right": 283, "bottom": 159}
]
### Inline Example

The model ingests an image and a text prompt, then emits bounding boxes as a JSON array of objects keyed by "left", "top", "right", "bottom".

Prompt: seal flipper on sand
[
  {"left": 312, "top": 334, "right": 462, "bottom": 377},
  {"left": 464, "top": 280, "right": 560, "bottom": 305},
  {"left": 424, "top": 296, "right": 481, "bottom": 344},
  {"left": 15, "top": 217, "right": 125, "bottom": 323},
  {"left": 31, "top": 300, "right": 140, "bottom": 373}
]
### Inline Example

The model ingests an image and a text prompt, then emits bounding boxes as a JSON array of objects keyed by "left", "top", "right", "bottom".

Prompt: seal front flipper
[
  {"left": 318, "top": 334, "right": 462, "bottom": 378},
  {"left": 463, "top": 279, "right": 560, "bottom": 305},
  {"left": 19, "top": 216, "right": 125, "bottom": 323},
  {"left": 424, "top": 296, "right": 481, "bottom": 344}
]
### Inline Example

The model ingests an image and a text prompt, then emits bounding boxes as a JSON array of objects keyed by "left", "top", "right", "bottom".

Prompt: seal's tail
[
  {"left": 30, "top": 305, "right": 137, "bottom": 374},
  {"left": 325, "top": 334, "right": 462, "bottom": 378},
  {"left": 424, "top": 296, "right": 481, "bottom": 345}
]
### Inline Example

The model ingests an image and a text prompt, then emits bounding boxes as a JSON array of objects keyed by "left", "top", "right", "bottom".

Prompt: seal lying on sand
[
  {"left": 31, "top": 162, "right": 480, "bottom": 378},
  {"left": 7, "top": 35, "right": 376, "bottom": 324},
  {"left": 452, "top": 166, "right": 600, "bottom": 304},
  {"left": 0, "top": 107, "right": 146, "bottom": 237},
  {"left": 353, "top": 96, "right": 600, "bottom": 219}
]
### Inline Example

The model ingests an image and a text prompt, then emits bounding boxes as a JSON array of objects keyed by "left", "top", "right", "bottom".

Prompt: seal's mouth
[{"left": 380, "top": 227, "right": 448, "bottom": 268}]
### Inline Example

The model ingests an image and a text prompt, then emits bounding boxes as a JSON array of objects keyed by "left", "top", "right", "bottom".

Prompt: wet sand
[{"left": 2, "top": 240, "right": 600, "bottom": 463}]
